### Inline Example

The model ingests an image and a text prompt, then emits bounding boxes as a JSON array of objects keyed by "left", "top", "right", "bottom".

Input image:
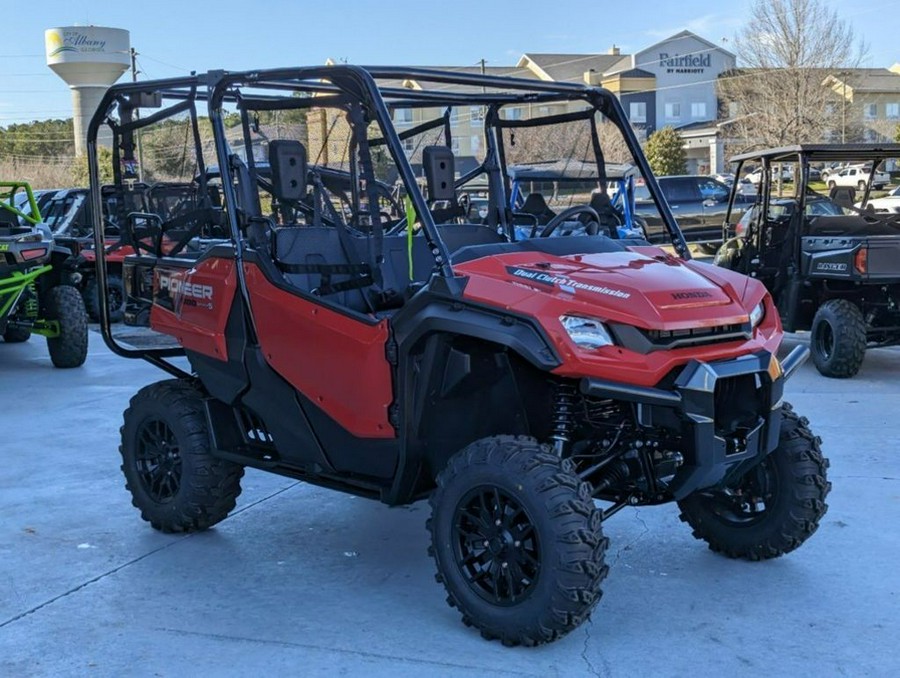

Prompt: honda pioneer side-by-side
[
  {"left": 716, "top": 145, "right": 900, "bottom": 378},
  {"left": 88, "top": 68, "right": 829, "bottom": 646},
  {"left": 0, "top": 182, "right": 88, "bottom": 367}
]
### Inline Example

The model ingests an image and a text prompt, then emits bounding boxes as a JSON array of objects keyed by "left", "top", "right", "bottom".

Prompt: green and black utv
[{"left": 0, "top": 182, "right": 88, "bottom": 367}]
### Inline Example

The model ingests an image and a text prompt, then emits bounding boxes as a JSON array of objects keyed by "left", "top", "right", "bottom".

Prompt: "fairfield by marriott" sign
[{"left": 659, "top": 52, "right": 711, "bottom": 74}]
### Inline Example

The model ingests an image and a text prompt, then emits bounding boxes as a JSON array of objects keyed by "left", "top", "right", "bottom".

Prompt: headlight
[
  {"left": 560, "top": 315, "right": 613, "bottom": 350},
  {"left": 749, "top": 300, "right": 765, "bottom": 328}
]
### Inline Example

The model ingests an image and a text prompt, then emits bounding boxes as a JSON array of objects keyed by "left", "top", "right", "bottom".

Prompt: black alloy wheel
[
  {"left": 810, "top": 299, "right": 866, "bottom": 378},
  {"left": 453, "top": 486, "right": 540, "bottom": 606},
  {"left": 694, "top": 455, "right": 779, "bottom": 527},
  {"left": 678, "top": 402, "right": 830, "bottom": 560},
  {"left": 429, "top": 435, "right": 608, "bottom": 646},
  {"left": 120, "top": 379, "right": 244, "bottom": 533},
  {"left": 135, "top": 418, "right": 183, "bottom": 503}
]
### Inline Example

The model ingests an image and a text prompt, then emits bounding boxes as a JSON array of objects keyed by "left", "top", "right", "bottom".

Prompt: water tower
[{"left": 45, "top": 26, "right": 130, "bottom": 156}]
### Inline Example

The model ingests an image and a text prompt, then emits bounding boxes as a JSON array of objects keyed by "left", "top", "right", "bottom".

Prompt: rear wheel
[
  {"left": 678, "top": 403, "right": 830, "bottom": 560},
  {"left": 120, "top": 379, "right": 244, "bottom": 533},
  {"left": 45, "top": 285, "right": 88, "bottom": 368},
  {"left": 810, "top": 299, "right": 866, "bottom": 378},
  {"left": 3, "top": 325, "right": 31, "bottom": 343},
  {"left": 84, "top": 273, "right": 125, "bottom": 323},
  {"left": 428, "top": 435, "right": 608, "bottom": 646}
]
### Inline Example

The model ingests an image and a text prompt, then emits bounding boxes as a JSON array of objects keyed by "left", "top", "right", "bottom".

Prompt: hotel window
[
  {"left": 887, "top": 103, "right": 900, "bottom": 119},
  {"left": 691, "top": 102, "right": 707, "bottom": 119},
  {"left": 863, "top": 103, "right": 877, "bottom": 120},
  {"left": 402, "top": 138, "right": 415, "bottom": 156},
  {"left": 470, "top": 106, "right": 484, "bottom": 126},
  {"left": 449, "top": 108, "right": 459, "bottom": 126},
  {"left": 393, "top": 108, "right": 412, "bottom": 124},
  {"left": 451, "top": 137, "right": 461, "bottom": 154},
  {"left": 664, "top": 102, "right": 681, "bottom": 121},
  {"left": 470, "top": 135, "right": 482, "bottom": 155},
  {"left": 504, "top": 106, "right": 523, "bottom": 121},
  {"left": 629, "top": 102, "right": 646, "bottom": 123}
]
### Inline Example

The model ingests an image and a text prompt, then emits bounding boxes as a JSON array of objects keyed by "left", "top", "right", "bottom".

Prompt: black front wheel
[
  {"left": 810, "top": 299, "right": 866, "bottom": 378},
  {"left": 428, "top": 436, "right": 608, "bottom": 646},
  {"left": 678, "top": 403, "right": 830, "bottom": 560},
  {"left": 120, "top": 379, "right": 244, "bottom": 533},
  {"left": 45, "top": 285, "right": 88, "bottom": 368}
]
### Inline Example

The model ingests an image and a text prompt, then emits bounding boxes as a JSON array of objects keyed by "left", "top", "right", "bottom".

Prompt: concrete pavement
[{"left": 1, "top": 332, "right": 898, "bottom": 677}]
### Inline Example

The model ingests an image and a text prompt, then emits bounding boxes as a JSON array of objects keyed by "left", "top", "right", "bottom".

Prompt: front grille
[{"left": 642, "top": 323, "right": 749, "bottom": 349}]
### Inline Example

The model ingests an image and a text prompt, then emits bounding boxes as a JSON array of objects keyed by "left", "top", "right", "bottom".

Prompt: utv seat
[
  {"left": 585, "top": 191, "right": 624, "bottom": 237},
  {"left": 829, "top": 186, "right": 856, "bottom": 211},
  {"left": 519, "top": 193, "right": 557, "bottom": 225},
  {"left": 379, "top": 223, "right": 506, "bottom": 296},
  {"left": 272, "top": 226, "right": 372, "bottom": 313}
]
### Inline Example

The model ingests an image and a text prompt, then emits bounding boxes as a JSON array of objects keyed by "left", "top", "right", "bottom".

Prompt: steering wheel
[{"left": 539, "top": 205, "right": 602, "bottom": 238}]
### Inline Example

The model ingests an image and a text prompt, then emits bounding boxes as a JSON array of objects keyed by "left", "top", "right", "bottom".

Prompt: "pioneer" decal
[
  {"left": 157, "top": 272, "right": 214, "bottom": 309},
  {"left": 506, "top": 267, "right": 631, "bottom": 299}
]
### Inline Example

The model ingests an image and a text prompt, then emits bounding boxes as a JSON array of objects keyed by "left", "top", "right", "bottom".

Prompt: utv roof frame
[{"left": 85, "top": 65, "right": 688, "bottom": 372}]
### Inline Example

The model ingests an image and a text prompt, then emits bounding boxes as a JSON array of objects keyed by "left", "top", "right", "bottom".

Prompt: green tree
[
  {"left": 72, "top": 146, "right": 114, "bottom": 187},
  {"left": 645, "top": 126, "right": 687, "bottom": 176},
  {"left": 895, "top": 124, "right": 900, "bottom": 143},
  {"left": 0, "top": 118, "right": 75, "bottom": 158}
]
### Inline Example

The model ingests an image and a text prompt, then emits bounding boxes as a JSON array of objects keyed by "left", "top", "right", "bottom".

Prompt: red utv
[{"left": 88, "top": 67, "right": 829, "bottom": 646}]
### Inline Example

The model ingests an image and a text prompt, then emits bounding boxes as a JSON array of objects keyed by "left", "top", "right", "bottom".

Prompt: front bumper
[{"left": 580, "top": 345, "right": 809, "bottom": 499}]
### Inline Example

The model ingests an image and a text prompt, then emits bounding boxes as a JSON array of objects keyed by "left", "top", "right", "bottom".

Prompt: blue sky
[{"left": 1, "top": 0, "right": 897, "bottom": 126}]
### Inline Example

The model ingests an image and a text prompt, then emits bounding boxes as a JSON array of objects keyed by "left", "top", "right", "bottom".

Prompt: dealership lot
[{"left": 1, "top": 333, "right": 898, "bottom": 677}]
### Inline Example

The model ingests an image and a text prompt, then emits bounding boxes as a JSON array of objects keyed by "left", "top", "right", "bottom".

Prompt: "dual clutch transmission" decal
[{"left": 506, "top": 266, "right": 631, "bottom": 300}]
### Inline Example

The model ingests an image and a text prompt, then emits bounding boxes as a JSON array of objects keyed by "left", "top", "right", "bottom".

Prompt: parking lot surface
[{"left": 2, "top": 332, "right": 898, "bottom": 677}]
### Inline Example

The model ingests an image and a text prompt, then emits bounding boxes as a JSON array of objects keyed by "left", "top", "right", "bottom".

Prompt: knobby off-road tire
[
  {"left": 120, "top": 379, "right": 244, "bottom": 533},
  {"left": 428, "top": 435, "right": 608, "bottom": 646},
  {"left": 678, "top": 403, "right": 830, "bottom": 561},
  {"left": 3, "top": 325, "right": 31, "bottom": 343},
  {"left": 84, "top": 273, "right": 125, "bottom": 323},
  {"left": 810, "top": 299, "right": 866, "bottom": 378},
  {"left": 45, "top": 285, "right": 88, "bottom": 368}
]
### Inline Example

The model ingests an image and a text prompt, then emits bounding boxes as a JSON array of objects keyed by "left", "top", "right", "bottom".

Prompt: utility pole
[
  {"left": 841, "top": 73, "right": 847, "bottom": 144},
  {"left": 130, "top": 47, "right": 145, "bottom": 182}
]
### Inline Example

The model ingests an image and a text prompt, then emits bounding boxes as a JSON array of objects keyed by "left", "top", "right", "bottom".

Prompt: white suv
[{"left": 825, "top": 164, "right": 890, "bottom": 191}]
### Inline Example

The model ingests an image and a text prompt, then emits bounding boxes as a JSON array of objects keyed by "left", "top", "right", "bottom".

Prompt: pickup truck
[
  {"left": 824, "top": 164, "right": 890, "bottom": 191},
  {"left": 634, "top": 174, "right": 754, "bottom": 247}
]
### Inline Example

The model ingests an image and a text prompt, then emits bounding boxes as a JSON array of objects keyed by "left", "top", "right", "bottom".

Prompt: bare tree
[{"left": 718, "top": 0, "right": 866, "bottom": 152}]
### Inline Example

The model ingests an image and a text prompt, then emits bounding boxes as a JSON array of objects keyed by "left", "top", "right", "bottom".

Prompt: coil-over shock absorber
[
  {"left": 23, "top": 282, "right": 39, "bottom": 319},
  {"left": 550, "top": 381, "right": 578, "bottom": 455}
]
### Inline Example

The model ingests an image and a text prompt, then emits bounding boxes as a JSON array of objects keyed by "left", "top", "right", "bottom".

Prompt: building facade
[{"left": 329, "top": 31, "right": 900, "bottom": 178}]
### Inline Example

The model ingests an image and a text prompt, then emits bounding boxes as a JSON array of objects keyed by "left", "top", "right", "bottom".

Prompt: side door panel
[{"left": 243, "top": 264, "right": 395, "bottom": 439}]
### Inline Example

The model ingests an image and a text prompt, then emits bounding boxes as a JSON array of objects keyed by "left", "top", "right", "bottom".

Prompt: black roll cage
[{"left": 86, "top": 65, "right": 689, "bottom": 372}]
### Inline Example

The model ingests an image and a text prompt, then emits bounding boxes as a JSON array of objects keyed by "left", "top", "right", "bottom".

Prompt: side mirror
[
  {"left": 268, "top": 140, "right": 307, "bottom": 202},
  {"left": 128, "top": 91, "right": 162, "bottom": 109},
  {"left": 422, "top": 146, "right": 455, "bottom": 202}
]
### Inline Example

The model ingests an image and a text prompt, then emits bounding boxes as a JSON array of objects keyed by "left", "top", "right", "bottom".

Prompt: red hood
[
  {"left": 453, "top": 244, "right": 780, "bottom": 387},
  {"left": 455, "top": 246, "right": 758, "bottom": 330}
]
